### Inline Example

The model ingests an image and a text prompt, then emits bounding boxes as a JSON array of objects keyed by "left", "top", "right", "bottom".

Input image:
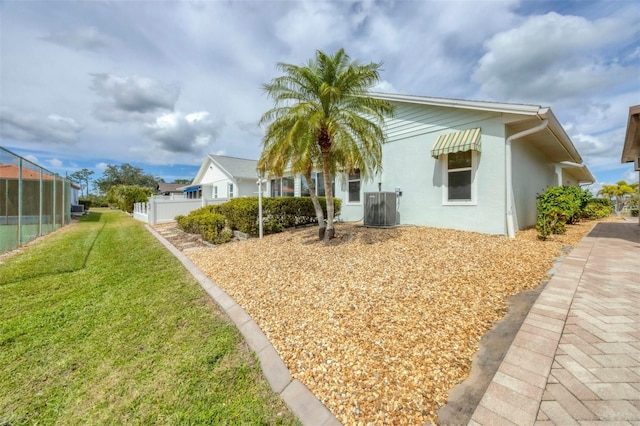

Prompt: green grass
[{"left": 0, "top": 209, "right": 298, "bottom": 425}]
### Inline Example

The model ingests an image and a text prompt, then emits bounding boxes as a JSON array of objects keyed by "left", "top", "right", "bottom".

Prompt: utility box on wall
[{"left": 364, "top": 192, "right": 397, "bottom": 227}]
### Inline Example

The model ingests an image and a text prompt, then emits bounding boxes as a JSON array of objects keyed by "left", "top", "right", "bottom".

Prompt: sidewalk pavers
[{"left": 471, "top": 221, "right": 640, "bottom": 425}]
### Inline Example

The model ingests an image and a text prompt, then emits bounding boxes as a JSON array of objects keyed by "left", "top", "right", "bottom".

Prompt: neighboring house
[
  {"left": 264, "top": 93, "right": 595, "bottom": 237},
  {"left": 156, "top": 183, "right": 184, "bottom": 196},
  {"left": 0, "top": 164, "right": 81, "bottom": 206},
  {"left": 622, "top": 104, "right": 640, "bottom": 225},
  {"left": 184, "top": 155, "right": 259, "bottom": 200},
  {"left": 70, "top": 182, "right": 82, "bottom": 205}
]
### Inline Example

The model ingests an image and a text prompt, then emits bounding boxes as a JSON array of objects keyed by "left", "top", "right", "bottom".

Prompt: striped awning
[
  {"left": 183, "top": 185, "right": 201, "bottom": 193},
  {"left": 431, "top": 128, "right": 481, "bottom": 158}
]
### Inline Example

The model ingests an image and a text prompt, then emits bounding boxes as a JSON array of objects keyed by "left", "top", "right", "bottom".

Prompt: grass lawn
[{"left": 0, "top": 208, "right": 298, "bottom": 425}]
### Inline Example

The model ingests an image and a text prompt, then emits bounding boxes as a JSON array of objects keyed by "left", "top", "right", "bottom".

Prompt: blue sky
[{"left": 1, "top": 0, "right": 639, "bottom": 191}]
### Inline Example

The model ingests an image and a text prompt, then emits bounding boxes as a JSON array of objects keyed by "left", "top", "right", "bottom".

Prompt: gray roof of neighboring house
[
  {"left": 210, "top": 155, "right": 258, "bottom": 180},
  {"left": 157, "top": 183, "right": 184, "bottom": 193}
]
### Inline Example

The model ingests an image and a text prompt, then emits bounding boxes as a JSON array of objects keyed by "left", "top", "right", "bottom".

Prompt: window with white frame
[
  {"left": 213, "top": 186, "right": 218, "bottom": 198},
  {"left": 315, "top": 172, "right": 335, "bottom": 197},
  {"left": 270, "top": 179, "right": 281, "bottom": 197},
  {"left": 445, "top": 151, "right": 474, "bottom": 203},
  {"left": 228, "top": 183, "right": 234, "bottom": 198},
  {"left": 300, "top": 176, "right": 311, "bottom": 197},
  {"left": 282, "top": 176, "right": 295, "bottom": 196},
  {"left": 348, "top": 169, "right": 361, "bottom": 203}
]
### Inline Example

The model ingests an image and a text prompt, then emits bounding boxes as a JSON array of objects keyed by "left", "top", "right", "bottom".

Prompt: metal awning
[
  {"left": 183, "top": 185, "right": 201, "bottom": 193},
  {"left": 431, "top": 128, "right": 481, "bottom": 158}
]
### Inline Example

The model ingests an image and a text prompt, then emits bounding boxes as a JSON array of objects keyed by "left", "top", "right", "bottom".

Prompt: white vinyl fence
[{"left": 133, "top": 196, "right": 226, "bottom": 225}]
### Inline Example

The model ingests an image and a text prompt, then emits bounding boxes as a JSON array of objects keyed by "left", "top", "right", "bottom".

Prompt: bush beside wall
[
  {"left": 176, "top": 196, "right": 342, "bottom": 244},
  {"left": 536, "top": 186, "right": 611, "bottom": 240}
]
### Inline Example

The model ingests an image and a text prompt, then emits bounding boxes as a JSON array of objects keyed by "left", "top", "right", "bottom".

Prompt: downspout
[{"left": 506, "top": 118, "right": 549, "bottom": 238}]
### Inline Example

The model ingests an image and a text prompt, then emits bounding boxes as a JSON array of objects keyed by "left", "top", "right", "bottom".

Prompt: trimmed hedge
[
  {"left": 175, "top": 208, "right": 232, "bottom": 245},
  {"left": 176, "top": 196, "right": 342, "bottom": 243}
]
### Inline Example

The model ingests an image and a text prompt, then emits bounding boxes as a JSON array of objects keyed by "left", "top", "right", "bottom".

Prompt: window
[
  {"left": 300, "top": 176, "right": 311, "bottom": 197},
  {"left": 445, "top": 151, "right": 474, "bottom": 203},
  {"left": 228, "top": 183, "right": 234, "bottom": 199},
  {"left": 282, "top": 176, "right": 295, "bottom": 197},
  {"left": 315, "top": 173, "right": 334, "bottom": 197},
  {"left": 348, "top": 169, "right": 361, "bottom": 203},
  {"left": 213, "top": 186, "right": 218, "bottom": 198},
  {"left": 270, "top": 179, "right": 281, "bottom": 197}
]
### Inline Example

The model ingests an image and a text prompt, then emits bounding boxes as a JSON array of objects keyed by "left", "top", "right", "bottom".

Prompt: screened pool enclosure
[{"left": 0, "top": 147, "right": 73, "bottom": 254}]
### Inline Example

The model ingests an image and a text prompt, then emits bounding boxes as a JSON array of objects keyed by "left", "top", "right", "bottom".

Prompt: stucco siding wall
[
  {"left": 338, "top": 103, "right": 508, "bottom": 234},
  {"left": 511, "top": 141, "right": 557, "bottom": 230},
  {"left": 237, "top": 180, "right": 256, "bottom": 197},
  {"left": 561, "top": 170, "right": 579, "bottom": 187}
]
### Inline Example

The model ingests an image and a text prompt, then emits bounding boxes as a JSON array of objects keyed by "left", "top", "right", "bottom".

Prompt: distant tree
[
  {"left": 106, "top": 185, "right": 154, "bottom": 213},
  {"left": 68, "top": 168, "right": 94, "bottom": 198},
  {"left": 94, "top": 163, "right": 158, "bottom": 194},
  {"left": 597, "top": 180, "right": 638, "bottom": 212},
  {"left": 173, "top": 179, "right": 191, "bottom": 184}
]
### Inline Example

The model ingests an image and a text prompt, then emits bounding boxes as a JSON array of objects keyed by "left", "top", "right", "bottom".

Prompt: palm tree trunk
[
  {"left": 321, "top": 149, "right": 335, "bottom": 240},
  {"left": 304, "top": 170, "right": 326, "bottom": 240}
]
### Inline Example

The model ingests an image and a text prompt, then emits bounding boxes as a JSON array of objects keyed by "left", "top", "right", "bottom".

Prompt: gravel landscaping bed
[{"left": 173, "top": 218, "right": 618, "bottom": 425}]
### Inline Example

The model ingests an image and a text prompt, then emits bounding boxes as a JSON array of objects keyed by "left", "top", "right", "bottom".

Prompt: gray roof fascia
[
  {"left": 369, "top": 92, "right": 543, "bottom": 115},
  {"left": 537, "top": 108, "right": 583, "bottom": 164}
]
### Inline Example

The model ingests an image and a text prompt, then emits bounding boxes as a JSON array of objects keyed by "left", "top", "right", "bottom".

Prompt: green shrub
[
  {"left": 218, "top": 198, "right": 260, "bottom": 235},
  {"left": 177, "top": 197, "right": 342, "bottom": 240},
  {"left": 106, "top": 185, "right": 153, "bottom": 213},
  {"left": 175, "top": 209, "right": 231, "bottom": 245},
  {"left": 536, "top": 186, "right": 586, "bottom": 239},
  {"left": 536, "top": 207, "right": 566, "bottom": 241},
  {"left": 582, "top": 202, "right": 612, "bottom": 220},
  {"left": 77, "top": 199, "right": 92, "bottom": 210},
  {"left": 588, "top": 197, "right": 612, "bottom": 207}
]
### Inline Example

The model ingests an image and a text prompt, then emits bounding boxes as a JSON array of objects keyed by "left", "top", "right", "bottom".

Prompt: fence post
[{"left": 17, "top": 158, "right": 22, "bottom": 245}]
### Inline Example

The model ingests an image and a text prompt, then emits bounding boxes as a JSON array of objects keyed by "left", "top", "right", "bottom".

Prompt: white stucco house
[
  {"left": 263, "top": 93, "right": 595, "bottom": 237},
  {"left": 184, "top": 155, "right": 259, "bottom": 200}
]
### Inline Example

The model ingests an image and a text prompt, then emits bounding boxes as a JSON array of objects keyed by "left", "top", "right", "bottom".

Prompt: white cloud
[
  {"left": 473, "top": 12, "right": 637, "bottom": 103},
  {"left": 144, "top": 111, "right": 222, "bottom": 154},
  {"left": 96, "top": 162, "right": 108, "bottom": 171},
  {"left": 623, "top": 169, "right": 639, "bottom": 183},
  {"left": 24, "top": 154, "right": 39, "bottom": 164},
  {"left": 372, "top": 80, "right": 398, "bottom": 94},
  {"left": 91, "top": 73, "right": 180, "bottom": 121},
  {"left": 0, "top": 107, "right": 81, "bottom": 144},
  {"left": 275, "top": 2, "right": 351, "bottom": 58},
  {"left": 48, "top": 158, "right": 63, "bottom": 167},
  {"left": 43, "top": 26, "right": 115, "bottom": 52}
]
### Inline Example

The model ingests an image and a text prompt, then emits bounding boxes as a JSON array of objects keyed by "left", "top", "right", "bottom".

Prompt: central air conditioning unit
[{"left": 364, "top": 192, "right": 397, "bottom": 227}]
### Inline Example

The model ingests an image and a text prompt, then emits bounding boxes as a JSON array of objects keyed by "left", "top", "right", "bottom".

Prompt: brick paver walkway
[{"left": 471, "top": 221, "right": 640, "bottom": 425}]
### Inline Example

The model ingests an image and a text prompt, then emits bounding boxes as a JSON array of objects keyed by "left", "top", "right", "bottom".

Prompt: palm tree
[
  {"left": 259, "top": 48, "right": 394, "bottom": 240},
  {"left": 598, "top": 181, "right": 639, "bottom": 212},
  {"left": 258, "top": 127, "right": 328, "bottom": 238}
]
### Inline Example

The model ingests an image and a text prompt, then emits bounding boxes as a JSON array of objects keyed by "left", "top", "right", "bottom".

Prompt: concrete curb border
[
  {"left": 146, "top": 225, "right": 341, "bottom": 426},
  {"left": 469, "top": 232, "right": 596, "bottom": 425}
]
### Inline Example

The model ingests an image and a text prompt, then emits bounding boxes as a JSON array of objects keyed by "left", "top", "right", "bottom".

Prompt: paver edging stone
[{"left": 146, "top": 225, "right": 341, "bottom": 426}]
